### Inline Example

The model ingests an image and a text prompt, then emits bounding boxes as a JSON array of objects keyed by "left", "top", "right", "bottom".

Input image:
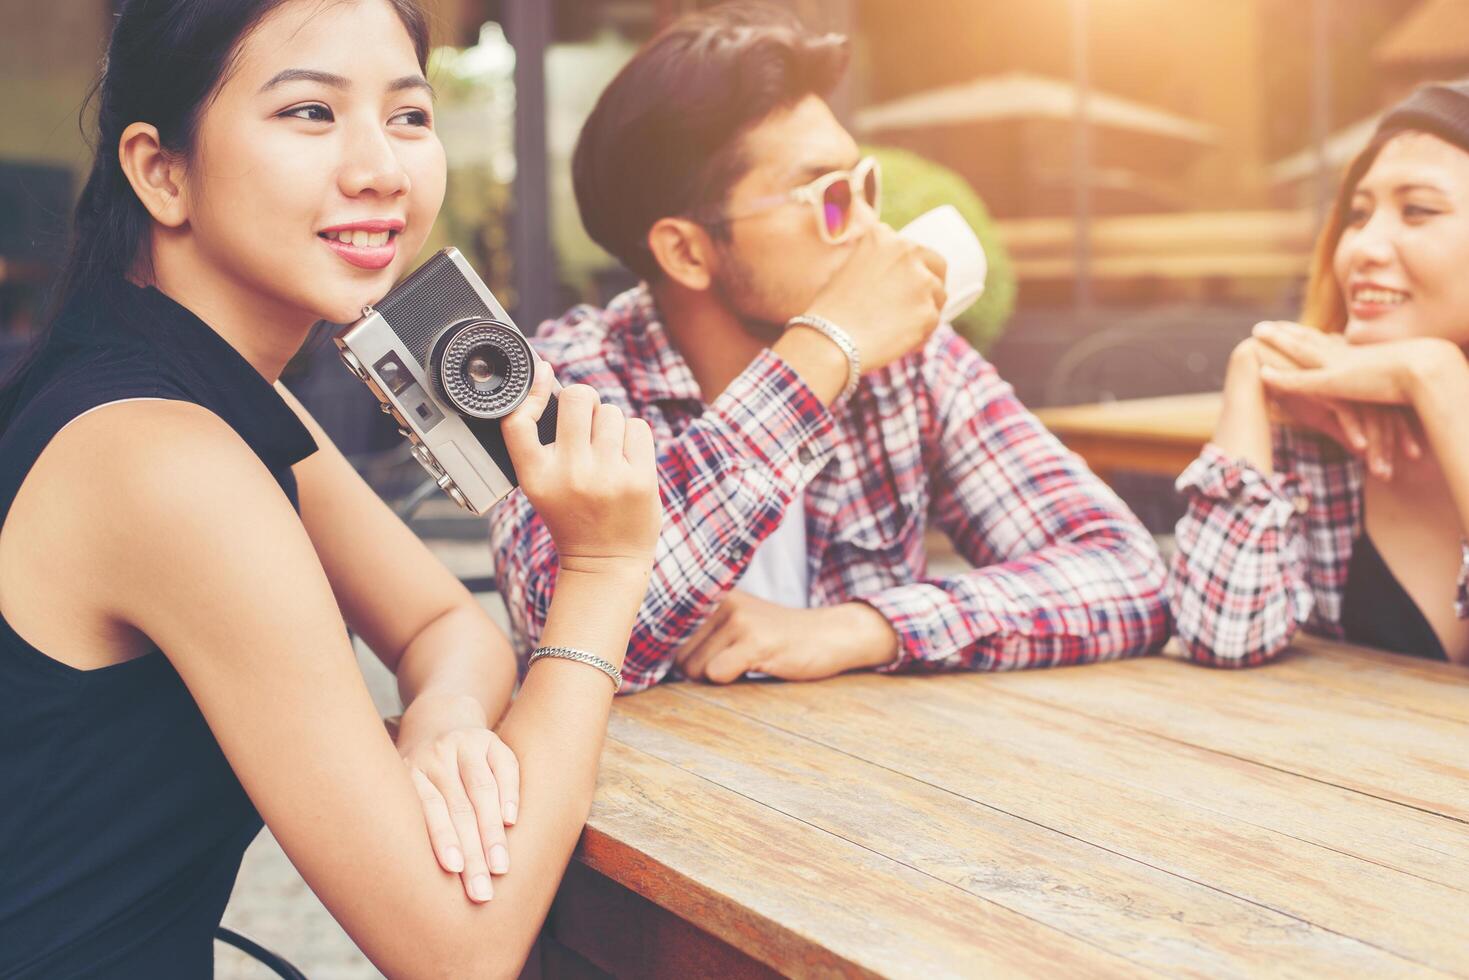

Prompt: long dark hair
[{"left": 0, "top": 0, "right": 430, "bottom": 424}]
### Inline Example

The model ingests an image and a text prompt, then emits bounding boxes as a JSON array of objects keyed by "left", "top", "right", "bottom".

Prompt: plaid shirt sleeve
[
  {"left": 490, "top": 348, "right": 837, "bottom": 694},
  {"left": 862, "top": 329, "right": 1170, "bottom": 672},
  {"left": 1167, "top": 435, "right": 1324, "bottom": 667}
]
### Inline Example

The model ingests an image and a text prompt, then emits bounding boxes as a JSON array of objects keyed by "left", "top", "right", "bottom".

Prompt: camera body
[{"left": 330, "top": 248, "right": 558, "bottom": 515}]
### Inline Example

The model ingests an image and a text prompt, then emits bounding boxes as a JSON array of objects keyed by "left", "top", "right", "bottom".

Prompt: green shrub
[{"left": 865, "top": 145, "right": 1017, "bottom": 354}]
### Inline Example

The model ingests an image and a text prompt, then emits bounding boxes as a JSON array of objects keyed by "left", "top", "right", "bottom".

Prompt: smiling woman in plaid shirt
[
  {"left": 1170, "top": 80, "right": 1469, "bottom": 668},
  {"left": 488, "top": 2, "right": 1168, "bottom": 694}
]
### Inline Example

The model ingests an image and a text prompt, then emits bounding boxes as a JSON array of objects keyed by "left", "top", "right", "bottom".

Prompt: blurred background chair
[{"left": 215, "top": 926, "right": 308, "bottom": 980}]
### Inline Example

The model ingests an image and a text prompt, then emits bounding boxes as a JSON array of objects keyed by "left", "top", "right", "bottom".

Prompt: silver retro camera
[{"left": 329, "top": 248, "right": 558, "bottom": 515}]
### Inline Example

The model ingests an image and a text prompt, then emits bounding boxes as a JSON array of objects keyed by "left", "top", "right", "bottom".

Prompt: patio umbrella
[{"left": 855, "top": 71, "right": 1216, "bottom": 146}]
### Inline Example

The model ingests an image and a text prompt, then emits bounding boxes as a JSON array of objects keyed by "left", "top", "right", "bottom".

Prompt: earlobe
[
  {"left": 647, "top": 218, "right": 714, "bottom": 292},
  {"left": 117, "top": 122, "right": 189, "bottom": 229}
]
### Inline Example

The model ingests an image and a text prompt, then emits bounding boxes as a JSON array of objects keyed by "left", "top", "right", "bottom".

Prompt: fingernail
[
  {"left": 471, "top": 874, "right": 493, "bottom": 901},
  {"left": 503, "top": 801, "right": 518, "bottom": 825},
  {"left": 445, "top": 846, "right": 464, "bottom": 873},
  {"left": 490, "top": 844, "right": 510, "bottom": 874}
]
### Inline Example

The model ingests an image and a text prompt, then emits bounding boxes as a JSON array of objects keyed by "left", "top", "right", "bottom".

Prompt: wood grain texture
[
  {"left": 552, "top": 637, "right": 1468, "bottom": 978},
  {"left": 572, "top": 741, "right": 1137, "bottom": 978},
  {"left": 985, "top": 646, "right": 1469, "bottom": 821}
]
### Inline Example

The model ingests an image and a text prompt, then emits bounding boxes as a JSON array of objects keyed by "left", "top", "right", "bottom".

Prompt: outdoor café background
[{"left": 4, "top": 0, "right": 1467, "bottom": 528}]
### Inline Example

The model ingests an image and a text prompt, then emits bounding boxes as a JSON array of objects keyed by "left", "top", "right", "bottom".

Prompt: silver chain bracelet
[
  {"left": 785, "top": 314, "right": 861, "bottom": 404},
  {"left": 528, "top": 646, "right": 622, "bottom": 691}
]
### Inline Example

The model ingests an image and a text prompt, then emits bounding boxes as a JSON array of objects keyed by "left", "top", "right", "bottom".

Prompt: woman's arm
[
  {"left": 1257, "top": 326, "right": 1469, "bottom": 539},
  {"left": 1212, "top": 338, "right": 1277, "bottom": 473},
  {"left": 275, "top": 384, "right": 515, "bottom": 726},
  {"left": 63, "top": 382, "right": 656, "bottom": 978},
  {"left": 274, "top": 384, "right": 520, "bottom": 896},
  {"left": 1402, "top": 347, "right": 1469, "bottom": 539},
  {"left": 1168, "top": 339, "right": 1319, "bottom": 666}
]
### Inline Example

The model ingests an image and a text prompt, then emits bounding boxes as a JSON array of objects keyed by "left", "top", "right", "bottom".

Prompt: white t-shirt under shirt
[{"left": 734, "top": 493, "right": 810, "bottom": 608}]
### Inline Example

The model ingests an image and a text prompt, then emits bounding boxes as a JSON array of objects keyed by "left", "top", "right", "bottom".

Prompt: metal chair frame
[{"left": 215, "top": 926, "right": 309, "bottom": 979}]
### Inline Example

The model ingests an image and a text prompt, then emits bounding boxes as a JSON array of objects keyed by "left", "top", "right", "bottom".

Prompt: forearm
[
  {"left": 1170, "top": 504, "right": 1311, "bottom": 667},
  {"left": 912, "top": 336, "right": 1167, "bottom": 669},
  {"left": 770, "top": 324, "right": 850, "bottom": 406},
  {"left": 627, "top": 360, "right": 840, "bottom": 687},
  {"left": 1168, "top": 443, "right": 1320, "bottom": 665},
  {"left": 828, "top": 602, "right": 902, "bottom": 672},
  {"left": 1213, "top": 344, "right": 1275, "bottom": 475},
  {"left": 1407, "top": 351, "right": 1469, "bottom": 536},
  {"left": 503, "top": 562, "right": 649, "bottom": 789},
  {"left": 364, "top": 567, "right": 643, "bottom": 979},
  {"left": 867, "top": 522, "right": 1168, "bottom": 671},
  {"left": 484, "top": 566, "right": 649, "bottom": 964},
  {"left": 495, "top": 354, "right": 836, "bottom": 693},
  {"left": 395, "top": 603, "right": 517, "bottom": 733}
]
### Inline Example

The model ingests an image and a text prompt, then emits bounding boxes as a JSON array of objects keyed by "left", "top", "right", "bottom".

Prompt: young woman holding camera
[
  {"left": 0, "top": 1, "right": 660, "bottom": 975},
  {"left": 1169, "top": 80, "right": 1469, "bottom": 669}
]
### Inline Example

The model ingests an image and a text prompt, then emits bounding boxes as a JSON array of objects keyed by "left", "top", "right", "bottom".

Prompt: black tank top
[
  {"left": 0, "top": 279, "right": 317, "bottom": 977},
  {"left": 1341, "top": 535, "right": 1449, "bottom": 661}
]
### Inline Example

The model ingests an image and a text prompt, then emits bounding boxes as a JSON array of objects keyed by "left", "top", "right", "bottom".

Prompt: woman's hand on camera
[
  {"left": 396, "top": 695, "right": 520, "bottom": 904},
  {"left": 501, "top": 361, "right": 662, "bottom": 577}
]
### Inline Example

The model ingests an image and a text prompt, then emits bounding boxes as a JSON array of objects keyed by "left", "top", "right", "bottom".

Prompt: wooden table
[
  {"left": 543, "top": 637, "right": 1468, "bottom": 978},
  {"left": 1034, "top": 392, "right": 1222, "bottom": 481}
]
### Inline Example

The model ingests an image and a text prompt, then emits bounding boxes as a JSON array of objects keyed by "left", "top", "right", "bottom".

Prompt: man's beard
[{"left": 709, "top": 241, "right": 790, "bottom": 344}]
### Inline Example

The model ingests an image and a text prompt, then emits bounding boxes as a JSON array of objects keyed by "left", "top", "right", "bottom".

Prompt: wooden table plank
[
  {"left": 575, "top": 740, "right": 1140, "bottom": 979},
  {"left": 1034, "top": 393, "right": 1220, "bottom": 479},
  {"left": 1246, "top": 642, "right": 1469, "bottom": 724},
  {"left": 558, "top": 638, "right": 1469, "bottom": 978},
  {"left": 666, "top": 670, "right": 1468, "bottom": 973},
  {"left": 606, "top": 689, "right": 1437, "bottom": 977},
  {"left": 675, "top": 667, "right": 1469, "bottom": 889},
  {"left": 978, "top": 644, "right": 1469, "bottom": 822},
  {"left": 1034, "top": 393, "right": 1222, "bottom": 444}
]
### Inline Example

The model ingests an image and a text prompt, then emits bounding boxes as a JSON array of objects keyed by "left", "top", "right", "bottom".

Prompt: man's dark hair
[{"left": 572, "top": 2, "right": 850, "bottom": 280}]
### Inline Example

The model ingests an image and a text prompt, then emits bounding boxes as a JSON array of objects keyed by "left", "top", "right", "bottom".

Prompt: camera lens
[
  {"left": 430, "top": 318, "right": 534, "bottom": 419},
  {"left": 464, "top": 346, "right": 510, "bottom": 395}
]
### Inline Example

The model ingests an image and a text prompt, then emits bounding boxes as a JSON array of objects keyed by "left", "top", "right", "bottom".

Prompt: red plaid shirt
[
  {"left": 489, "top": 286, "right": 1169, "bottom": 693},
  {"left": 1169, "top": 429, "right": 1469, "bottom": 667}
]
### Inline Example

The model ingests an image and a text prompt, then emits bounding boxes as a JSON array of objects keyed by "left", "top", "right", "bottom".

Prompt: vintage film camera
[{"left": 330, "top": 248, "right": 558, "bottom": 515}]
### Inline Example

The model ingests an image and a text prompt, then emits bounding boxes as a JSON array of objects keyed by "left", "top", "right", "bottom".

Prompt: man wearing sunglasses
[{"left": 490, "top": 1, "right": 1168, "bottom": 692}]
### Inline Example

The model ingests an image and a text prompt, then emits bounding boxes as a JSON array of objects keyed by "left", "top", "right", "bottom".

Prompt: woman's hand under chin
[
  {"left": 1240, "top": 326, "right": 1425, "bottom": 480},
  {"left": 1255, "top": 321, "right": 1466, "bottom": 407}
]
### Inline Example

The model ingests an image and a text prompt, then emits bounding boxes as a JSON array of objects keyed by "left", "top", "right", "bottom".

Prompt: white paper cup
[{"left": 898, "top": 204, "right": 987, "bottom": 322}]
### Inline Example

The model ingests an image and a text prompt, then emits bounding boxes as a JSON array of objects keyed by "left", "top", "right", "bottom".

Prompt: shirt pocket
[{"left": 839, "top": 489, "right": 925, "bottom": 560}]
